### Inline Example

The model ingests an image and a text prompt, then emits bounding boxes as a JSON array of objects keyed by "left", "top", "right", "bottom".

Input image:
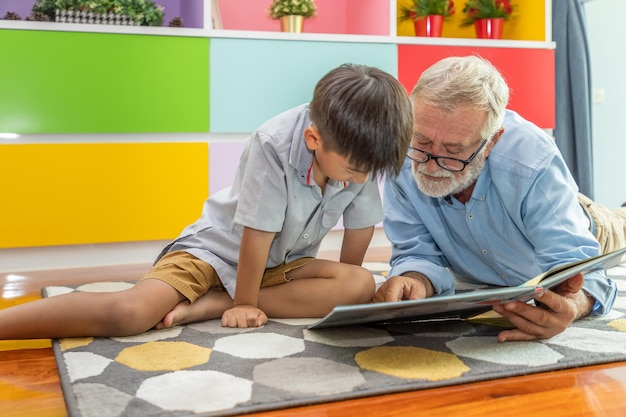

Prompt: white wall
[
  {"left": 0, "top": 229, "right": 392, "bottom": 273},
  {"left": 584, "top": 0, "right": 626, "bottom": 208}
]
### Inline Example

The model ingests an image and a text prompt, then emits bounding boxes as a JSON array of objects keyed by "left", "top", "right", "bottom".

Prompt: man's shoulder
[
  {"left": 491, "top": 111, "right": 559, "bottom": 170},
  {"left": 385, "top": 159, "right": 415, "bottom": 188},
  {"left": 501, "top": 111, "right": 555, "bottom": 148}
]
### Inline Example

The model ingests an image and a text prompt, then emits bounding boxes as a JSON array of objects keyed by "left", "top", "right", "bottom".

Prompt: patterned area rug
[{"left": 45, "top": 264, "right": 626, "bottom": 417}]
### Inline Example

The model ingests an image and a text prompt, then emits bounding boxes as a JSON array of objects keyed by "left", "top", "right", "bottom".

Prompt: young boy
[{"left": 0, "top": 63, "right": 412, "bottom": 338}]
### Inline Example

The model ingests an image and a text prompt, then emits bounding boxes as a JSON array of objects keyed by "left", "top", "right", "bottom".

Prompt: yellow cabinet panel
[{"left": 0, "top": 143, "right": 208, "bottom": 248}]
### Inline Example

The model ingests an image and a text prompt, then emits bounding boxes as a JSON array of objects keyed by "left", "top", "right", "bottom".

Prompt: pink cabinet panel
[{"left": 217, "top": 0, "right": 389, "bottom": 35}]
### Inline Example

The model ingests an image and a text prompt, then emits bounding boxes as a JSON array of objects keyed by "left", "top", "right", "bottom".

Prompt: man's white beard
[{"left": 412, "top": 152, "right": 486, "bottom": 198}]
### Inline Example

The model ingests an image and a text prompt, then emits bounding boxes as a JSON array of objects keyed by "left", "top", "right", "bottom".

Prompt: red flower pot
[
  {"left": 474, "top": 17, "right": 504, "bottom": 39},
  {"left": 413, "top": 15, "right": 444, "bottom": 37}
]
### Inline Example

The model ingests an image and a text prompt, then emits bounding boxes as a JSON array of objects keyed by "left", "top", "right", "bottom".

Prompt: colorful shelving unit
[{"left": 0, "top": 0, "right": 554, "bottom": 249}]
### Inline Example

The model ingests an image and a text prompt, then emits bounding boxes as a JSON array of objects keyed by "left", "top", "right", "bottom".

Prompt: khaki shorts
[
  {"left": 138, "top": 250, "right": 314, "bottom": 303},
  {"left": 578, "top": 193, "right": 626, "bottom": 254}
]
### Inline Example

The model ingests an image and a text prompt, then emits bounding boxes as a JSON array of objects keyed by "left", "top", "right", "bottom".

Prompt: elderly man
[{"left": 376, "top": 55, "right": 626, "bottom": 342}]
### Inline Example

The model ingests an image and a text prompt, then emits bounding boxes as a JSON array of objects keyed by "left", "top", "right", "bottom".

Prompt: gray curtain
[{"left": 552, "top": 0, "right": 594, "bottom": 198}]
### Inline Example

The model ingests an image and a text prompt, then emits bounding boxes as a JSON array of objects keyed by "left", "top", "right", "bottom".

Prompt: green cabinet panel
[{"left": 0, "top": 29, "right": 209, "bottom": 133}]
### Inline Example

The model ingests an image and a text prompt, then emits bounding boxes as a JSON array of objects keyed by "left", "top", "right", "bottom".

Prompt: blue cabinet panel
[{"left": 209, "top": 38, "right": 397, "bottom": 133}]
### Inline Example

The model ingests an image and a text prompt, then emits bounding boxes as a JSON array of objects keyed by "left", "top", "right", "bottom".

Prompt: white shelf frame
[{"left": 0, "top": 19, "right": 555, "bottom": 49}]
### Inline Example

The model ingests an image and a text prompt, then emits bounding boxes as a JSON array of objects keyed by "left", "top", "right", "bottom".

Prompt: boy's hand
[{"left": 221, "top": 305, "right": 268, "bottom": 328}]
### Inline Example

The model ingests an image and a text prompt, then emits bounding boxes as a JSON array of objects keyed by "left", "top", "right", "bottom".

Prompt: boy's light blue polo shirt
[{"left": 160, "top": 104, "right": 383, "bottom": 298}]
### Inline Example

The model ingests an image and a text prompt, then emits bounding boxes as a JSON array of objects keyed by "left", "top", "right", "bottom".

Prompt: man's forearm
[{"left": 575, "top": 291, "right": 595, "bottom": 320}]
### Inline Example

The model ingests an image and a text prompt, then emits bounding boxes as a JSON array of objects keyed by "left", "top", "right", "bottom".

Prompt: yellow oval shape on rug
[
  {"left": 116, "top": 341, "right": 211, "bottom": 371},
  {"left": 355, "top": 346, "right": 470, "bottom": 381},
  {"left": 608, "top": 319, "right": 626, "bottom": 332}
]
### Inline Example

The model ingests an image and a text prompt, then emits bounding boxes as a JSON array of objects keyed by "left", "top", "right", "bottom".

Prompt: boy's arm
[
  {"left": 340, "top": 226, "right": 374, "bottom": 265},
  {"left": 222, "top": 226, "right": 276, "bottom": 328}
]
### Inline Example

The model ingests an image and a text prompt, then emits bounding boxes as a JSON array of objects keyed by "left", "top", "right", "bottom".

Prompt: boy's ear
[{"left": 304, "top": 125, "right": 322, "bottom": 151}]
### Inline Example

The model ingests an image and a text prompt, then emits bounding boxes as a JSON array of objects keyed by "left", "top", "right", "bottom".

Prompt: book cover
[{"left": 308, "top": 246, "right": 626, "bottom": 329}]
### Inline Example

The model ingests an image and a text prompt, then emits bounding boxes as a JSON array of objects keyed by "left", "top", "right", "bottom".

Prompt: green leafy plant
[
  {"left": 124, "top": 0, "right": 164, "bottom": 26},
  {"left": 267, "top": 0, "right": 317, "bottom": 20},
  {"left": 461, "top": 0, "right": 514, "bottom": 26},
  {"left": 401, "top": 0, "right": 455, "bottom": 21},
  {"left": 31, "top": 0, "right": 164, "bottom": 26},
  {"left": 31, "top": 0, "right": 56, "bottom": 19}
]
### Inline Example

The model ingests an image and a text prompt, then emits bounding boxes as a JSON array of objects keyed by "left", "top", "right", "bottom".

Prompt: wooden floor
[{"left": 2, "top": 246, "right": 626, "bottom": 417}]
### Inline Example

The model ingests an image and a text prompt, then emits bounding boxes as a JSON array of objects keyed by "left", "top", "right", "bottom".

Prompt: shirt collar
[{"left": 289, "top": 105, "right": 314, "bottom": 186}]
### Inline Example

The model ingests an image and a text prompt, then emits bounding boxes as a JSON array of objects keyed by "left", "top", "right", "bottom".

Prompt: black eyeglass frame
[{"left": 406, "top": 139, "right": 488, "bottom": 172}]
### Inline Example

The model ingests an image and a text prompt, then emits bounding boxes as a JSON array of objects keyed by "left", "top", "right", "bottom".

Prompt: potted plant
[
  {"left": 31, "top": 0, "right": 164, "bottom": 26},
  {"left": 267, "top": 0, "right": 317, "bottom": 33},
  {"left": 400, "top": 0, "right": 455, "bottom": 37},
  {"left": 461, "top": 0, "right": 515, "bottom": 39}
]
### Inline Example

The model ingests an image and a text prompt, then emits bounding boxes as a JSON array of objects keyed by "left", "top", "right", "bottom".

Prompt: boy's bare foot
[
  {"left": 154, "top": 289, "right": 232, "bottom": 329},
  {"left": 154, "top": 300, "right": 192, "bottom": 329}
]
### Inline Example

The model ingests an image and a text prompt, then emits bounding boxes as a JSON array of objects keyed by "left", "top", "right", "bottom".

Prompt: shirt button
[
  {"left": 468, "top": 214, "right": 474, "bottom": 219},
  {"left": 303, "top": 233, "right": 310, "bottom": 239},
  {"left": 482, "top": 249, "right": 488, "bottom": 254},
  {"left": 502, "top": 274, "right": 509, "bottom": 278},
  {"left": 480, "top": 195, "right": 485, "bottom": 200}
]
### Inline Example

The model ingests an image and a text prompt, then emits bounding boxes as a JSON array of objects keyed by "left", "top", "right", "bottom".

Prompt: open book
[{"left": 308, "top": 246, "right": 626, "bottom": 329}]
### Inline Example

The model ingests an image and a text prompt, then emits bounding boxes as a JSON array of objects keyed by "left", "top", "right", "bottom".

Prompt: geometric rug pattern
[{"left": 45, "top": 265, "right": 626, "bottom": 417}]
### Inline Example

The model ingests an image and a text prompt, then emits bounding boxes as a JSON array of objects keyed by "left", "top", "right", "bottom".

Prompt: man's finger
[{"left": 555, "top": 273, "right": 584, "bottom": 295}]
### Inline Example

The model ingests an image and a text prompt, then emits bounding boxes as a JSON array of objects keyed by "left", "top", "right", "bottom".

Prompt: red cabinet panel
[{"left": 398, "top": 45, "right": 555, "bottom": 129}]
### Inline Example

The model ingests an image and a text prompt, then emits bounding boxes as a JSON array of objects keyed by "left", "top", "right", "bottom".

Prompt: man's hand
[
  {"left": 221, "top": 304, "right": 268, "bottom": 328},
  {"left": 373, "top": 273, "right": 434, "bottom": 302},
  {"left": 492, "top": 273, "right": 593, "bottom": 342}
]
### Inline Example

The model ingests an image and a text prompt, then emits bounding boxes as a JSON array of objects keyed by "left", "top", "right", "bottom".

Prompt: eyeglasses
[{"left": 406, "top": 139, "right": 488, "bottom": 172}]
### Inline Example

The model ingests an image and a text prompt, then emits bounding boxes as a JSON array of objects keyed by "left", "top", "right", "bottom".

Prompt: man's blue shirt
[{"left": 384, "top": 110, "right": 617, "bottom": 314}]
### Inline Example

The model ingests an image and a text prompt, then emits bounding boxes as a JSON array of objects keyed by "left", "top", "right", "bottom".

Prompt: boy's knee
[
  {"left": 346, "top": 266, "right": 376, "bottom": 303},
  {"left": 102, "top": 302, "right": 156, "bottom": 336}
]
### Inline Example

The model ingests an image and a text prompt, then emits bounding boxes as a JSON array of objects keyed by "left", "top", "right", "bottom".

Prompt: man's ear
[
  {"left": 304, "top": 125, "right": 322, "bottom": 151},
  {"left": 485, "top": 127, "right": 504, "bottom": 156}
]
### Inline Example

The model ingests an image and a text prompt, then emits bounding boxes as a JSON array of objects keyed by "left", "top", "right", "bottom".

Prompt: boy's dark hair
[{"left": 309, "top": 63, "right": 412, "bottom": 178}]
